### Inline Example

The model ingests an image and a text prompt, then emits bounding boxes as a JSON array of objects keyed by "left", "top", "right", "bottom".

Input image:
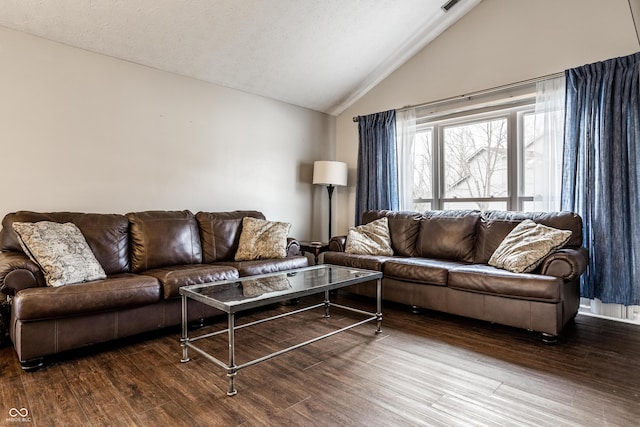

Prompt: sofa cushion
[
  {"left": 127, "top": 211, "right": 202, "bottom": 273},
  {"left": 384, "top": 258, "right": 467, "bottom": 286},
  {"left": 1, "top": 211, "right": 130, "bottom": 274},
  {"left": 142, "top": 264, "right": 239, "bottom": 299},
  {"left": 323, "top": 251, "right": 393, "bottom": 272},
  {"left": 218, "top": 256, "right": 308, "bottom": 277},
  {"left": 12, "top": 273, "right": 161, "bottom": 320},
  {"left": 488, "top": 220, "right": 572, "bottom": 273},
  {"left": 345, "top": 217, "right": 393, "bottom": 256},
  {"left": 416, "top": 210, "right": 480, "bottom": 262},
  {"left": 448, "top": 264, "right": 563, "bottom": 302},
  {"left": 362, "top": 211, "right": 423, "bottom": 256},
  {"left": 12, "top": 221, "right": 107, "bottom": 287},
  {"left": 196, "top": 211, "right": 266, "bottom": 263},
  {"left": 474, "top": 211, "right": 583, "bottom": 264},
  {"left": 235, "top": 217, "right": 291, "bottom": 261}
]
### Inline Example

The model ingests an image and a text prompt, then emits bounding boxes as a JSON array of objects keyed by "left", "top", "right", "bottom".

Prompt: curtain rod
[{"left": 352, "top": 71, "right": 564, "bottom": 122}]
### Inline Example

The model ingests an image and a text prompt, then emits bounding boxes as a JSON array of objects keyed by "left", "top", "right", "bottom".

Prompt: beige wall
[
  {"left": 0, "top": 26, "right": 335, "bottom": 240},
  {"left": 335, "top": 0, "right": 640, "bottom": 234}
]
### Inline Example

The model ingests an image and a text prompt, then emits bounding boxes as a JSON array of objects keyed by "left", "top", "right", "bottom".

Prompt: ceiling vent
[{"left": 441, "top": 0, "right": 461, "bottom": 12}]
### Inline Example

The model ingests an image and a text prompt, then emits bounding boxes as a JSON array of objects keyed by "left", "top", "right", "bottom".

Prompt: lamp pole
[{"left": 326, "top": 184, "right": 335, "bottom": 242}]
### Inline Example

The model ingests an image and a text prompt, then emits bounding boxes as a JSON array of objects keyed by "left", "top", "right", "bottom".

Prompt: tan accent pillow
[
  {"left": 234, "top": 217, "right": 291, "bottom": 261},
  {"left": 345, "top": 217, "right": 394, "bottom": 256},
  {"left": 12, "top": 221, "right": 107, "bottom": 287},
  {"left": 488, "top": 219, "right": 572, "bottom": 273},
  {"left": 242, "top": 275, "right": 291, "bottom": 297}
]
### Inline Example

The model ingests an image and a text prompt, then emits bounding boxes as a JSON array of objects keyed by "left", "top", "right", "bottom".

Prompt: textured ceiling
[{"left": 0, "top": 0, "right": 481, "bottom": 115}]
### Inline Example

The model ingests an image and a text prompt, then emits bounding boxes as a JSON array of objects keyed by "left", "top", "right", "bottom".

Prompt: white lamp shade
[{"left": 312, "top": 161, "right": 348, "bottom": 186}]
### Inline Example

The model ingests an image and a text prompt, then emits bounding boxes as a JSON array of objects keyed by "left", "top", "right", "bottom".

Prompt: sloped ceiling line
[{"left": 0, "top": 0, "right": 481, "bottom": 115}]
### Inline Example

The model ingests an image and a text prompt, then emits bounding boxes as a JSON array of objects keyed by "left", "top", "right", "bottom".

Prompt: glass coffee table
[{"left": 179, "top": 264, "right": 382, "bottom": 396}]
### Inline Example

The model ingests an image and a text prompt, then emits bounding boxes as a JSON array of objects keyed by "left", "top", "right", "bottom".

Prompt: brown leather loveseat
[
  {"left": 0, "top": 210, "right": 308, "bottom": 370},
  {"left": 325, "top": 210, "right": 588, "bottom": 342}
]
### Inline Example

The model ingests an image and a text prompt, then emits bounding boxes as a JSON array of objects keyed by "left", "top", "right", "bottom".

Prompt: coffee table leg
[
  {"left": 227, "top": 312, "right": 238, "bottom": 396},
  {"left": 323, "top": 290, "right": 330, "bottom": 318},
  {"left": 180, "top": 295, "right": 190, "bottom": 362},
  {"left": 375, "top": 278, "right": 382, "bottom": 334}
]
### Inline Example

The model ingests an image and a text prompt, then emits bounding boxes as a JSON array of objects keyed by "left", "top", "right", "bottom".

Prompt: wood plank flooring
[{"left": 1, "top": 293, "right": 639, "bottom": 426}]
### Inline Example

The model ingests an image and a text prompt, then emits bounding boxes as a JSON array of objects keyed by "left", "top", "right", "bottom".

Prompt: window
[
  {"left": 442, "top": 116, "right": 508, "bottom": 208},
  {"left": 409, "top": 98, "right": 549, "bottom": 212}
]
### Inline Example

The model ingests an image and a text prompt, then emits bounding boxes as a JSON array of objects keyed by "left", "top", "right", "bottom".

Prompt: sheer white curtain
[
  {"left": 531, "top": 76, "right": 565, "bottom": 212},
  {"left": 396, "top": 108, "right": 416, "bottom": 211}
]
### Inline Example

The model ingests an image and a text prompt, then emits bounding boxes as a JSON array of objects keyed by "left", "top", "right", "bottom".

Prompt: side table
[{"left": 299, "top": 241, "right": 330, "bottom": 265}]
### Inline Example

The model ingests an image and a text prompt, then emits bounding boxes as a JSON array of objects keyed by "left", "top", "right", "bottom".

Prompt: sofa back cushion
[
  {"left": 474, "top": 210, "right": 584, "bottom": 264},
  {"left": 416, "top": 210, "right": 480, "bottom": 262},
  {"left": 361, "top": 210, "right": 423, "bottom": 256},
  {"left": 0, "top": 211, "right": 130, "bottom": 274},
  {"left": 196, "top": 211, "right": 266, "bottom": 263},
  {"left": 126, "top": 210, "right": 202, "bottom": 272}
]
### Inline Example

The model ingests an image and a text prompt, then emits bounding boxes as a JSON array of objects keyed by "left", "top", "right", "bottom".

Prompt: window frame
[{"left": 410, "top": 101, "right": 536, "bottom": 212}]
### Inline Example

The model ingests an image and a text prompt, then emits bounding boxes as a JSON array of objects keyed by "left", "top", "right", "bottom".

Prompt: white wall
[
  {"left": 0, "top": 26, "right": 335, "bottom": 240},
  {"left": 335, "top": 0, "right": 640, "bottom": 234}
]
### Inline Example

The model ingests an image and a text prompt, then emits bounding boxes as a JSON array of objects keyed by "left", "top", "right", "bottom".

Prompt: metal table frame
[{"left": 179, "top": 265, "right": 382, "bottom": 396}]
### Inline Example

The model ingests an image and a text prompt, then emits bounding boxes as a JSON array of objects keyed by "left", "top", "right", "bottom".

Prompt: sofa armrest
[
  {"left": 538, "top": 247, "right": 588, "bottom": 281},
  {"left": 0, "top": 252, "right": 44, "bottom": 295},
  {"left": 286, "top": 238, "right": 301, "bottom": 257},
  {"left": 328, "top": 236, "right": 347, "bottom": 252}
]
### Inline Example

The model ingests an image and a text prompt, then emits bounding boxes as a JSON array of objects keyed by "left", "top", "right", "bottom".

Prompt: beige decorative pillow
[
  {"left": 234, "top": 217, "right": 291, "bottom": 261},
  {"left": 488, "top": 219, "right": 572, "bottom": 273},
  {"left": 12, "top": 221, "right": 107, "bottom": 287},
  {"left": 345, "top": 217, "right": 394, "bottom": 256}
]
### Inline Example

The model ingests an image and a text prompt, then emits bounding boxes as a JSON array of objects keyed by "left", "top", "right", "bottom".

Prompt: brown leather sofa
[
  {"left": 0, "top": 210, "right": 308, "bottom": 370},
  {"left": 325, "top": 210, "right": 588, "bottom": 342}
]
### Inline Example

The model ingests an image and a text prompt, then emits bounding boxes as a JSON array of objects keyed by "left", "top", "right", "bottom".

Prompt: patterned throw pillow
[
  {"left": 345, "top": 217, "right": 394, "bottom": 256},
  {"left": 12, "top": 221, "right": 107, "bottom": 287},
  {"left": 234, "top": 217, "right": 291, "bottom": 261},
  {"left": 242, "top": 275, "right": 291, "bottom": 297},
  {"left": 488, "top": 219, "right": 572, "bottom": 273}
]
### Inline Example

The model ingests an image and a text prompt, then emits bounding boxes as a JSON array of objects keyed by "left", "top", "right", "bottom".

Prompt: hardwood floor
[{"left": 1, "top": 293, "right": 639, "bottom": 426}]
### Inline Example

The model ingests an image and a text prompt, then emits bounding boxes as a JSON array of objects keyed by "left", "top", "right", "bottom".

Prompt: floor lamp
[{"left": 313, "top": 161, "right": 348, "bottom": 242}]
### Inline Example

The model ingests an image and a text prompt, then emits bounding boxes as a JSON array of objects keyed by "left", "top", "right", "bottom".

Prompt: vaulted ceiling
[{"left": 0, "top": 0, "right": 481, "bottom": 115}]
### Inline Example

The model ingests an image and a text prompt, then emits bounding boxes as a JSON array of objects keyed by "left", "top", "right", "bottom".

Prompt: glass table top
[{"left": 179, "top": 264, "right": 382, "bottom": 313}]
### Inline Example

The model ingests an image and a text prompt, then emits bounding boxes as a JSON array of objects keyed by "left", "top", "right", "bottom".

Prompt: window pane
[
  {"left": 443, "top": 201, "right": 507, "bottom": 211},
  {"left": 412, "top": 201, "right": 432, "bottom": 212},
  {"left": 522, "top": 112, "right": 541, "bottom": 197},
  {"left": 443, "top": 118, "right": 508, "bottom": 199},
  {"left": 522, "top": 201, "right": 535, "bottom": 212},
  {"left": 413, "top": 129, "right": 433, "bottom": 200}
]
